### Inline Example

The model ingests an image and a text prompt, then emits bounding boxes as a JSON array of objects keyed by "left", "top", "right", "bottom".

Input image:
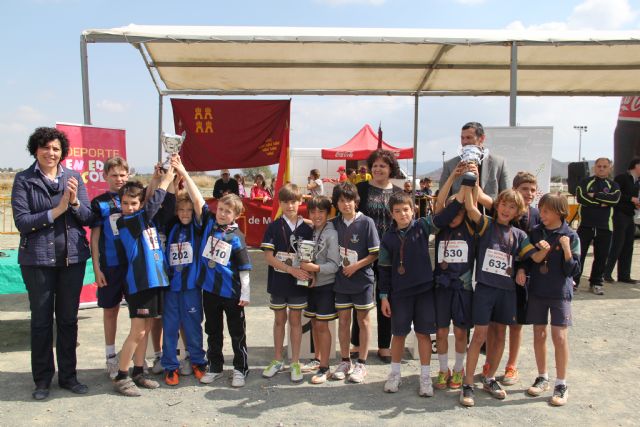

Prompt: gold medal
[
  {"left": 208, "top": 259, "right": 216, "bottom": 268},
  {"left": 540, "top": 262, "right": 549, "bottom": 274},
  {"left": 343, "top": 258, "right": 350, "bottom": 267},
  {"left": 440, "top": 261, "right": 448, "bottom": 270},
  {"left": 398, "top": 264, "right": 406, "bottom": 275},
  {"left": 285, "top": 258, "right": 293, "bottom": 266},
  {"left": 506, "top": 267, "right": 513, "bottom": 276}
]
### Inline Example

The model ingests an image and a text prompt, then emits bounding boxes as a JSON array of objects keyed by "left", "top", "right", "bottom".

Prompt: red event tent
[{"left": 321, "top": 124, "right": 414, "bottom": 160}]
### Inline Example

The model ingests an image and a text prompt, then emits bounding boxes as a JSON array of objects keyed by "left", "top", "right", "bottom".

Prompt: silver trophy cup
[
  {"left": 160, "top": 131, "right": 186, "bottom": 170},
  {"left": 458, "top": 145, "right": 488, "bottom": 186},
  {"left": 290, "top": 236, "right": 326, "bottom": 287}
]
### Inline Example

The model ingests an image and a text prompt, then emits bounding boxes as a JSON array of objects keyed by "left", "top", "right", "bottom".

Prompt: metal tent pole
[
  {"left": 158, "top": 94, "right": 164, "bottom": 163},
  {"left": 412, "top": 94, "right": 419, "bottom": 198},
  {"left": 509, "top": 41, "right": 518, "bottom": 126},
  {"left": 80, "top": 36, "right": 91, "bottom": 125}
]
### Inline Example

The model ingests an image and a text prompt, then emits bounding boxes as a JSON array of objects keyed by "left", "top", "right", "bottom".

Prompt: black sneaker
[
  {"left": 460, "top": 384, "right": 475, "bottom": 407},
  {"left": 527, "top": 376, "right": 550, "bottom": 396},
  {"left": 550, "top": 384, "right": 568, "bottom": 406},
  {"left": 483, "top": 378, "right": 506, "bottom": 399}
]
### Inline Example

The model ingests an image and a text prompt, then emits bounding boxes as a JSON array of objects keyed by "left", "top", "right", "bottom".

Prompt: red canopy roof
[{"left": 321, "top": 124, "right": 414, "bottom": 160}]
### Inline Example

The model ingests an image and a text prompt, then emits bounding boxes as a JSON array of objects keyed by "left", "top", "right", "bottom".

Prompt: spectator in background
[
  {"left": 234, "top": 173, "right": 247, "bottom": 198},
  {"left": 347, "top": 168, "right": 358, "bottom": 185},
  {"left": 307, "top": 169, "right": 324, "bottom": 197},
  {"left": 604, "top": 157, "right": 640, "bottom": 285},
  {"left": 355, "top": 166, "right": 373, "bottom": 184},
  {"left": 420, "top": 178, "right": 433, "bottom": 196},
  {"left": 574, "top": 158, "right": 620, "bottom": 295},
  {"left": 251, "top": 173, "right": 272, "bottom": 203},
  {"left": 335, "top": 166, "right": 348, "bottom": 183},
  {"left": 213, "top": 169, "right": 239, "bottom": 199},
  {"left": 403, "top": 180, "right": 413, "bottom": 194}
]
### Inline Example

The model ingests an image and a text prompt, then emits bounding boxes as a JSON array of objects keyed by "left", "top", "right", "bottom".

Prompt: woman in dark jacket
[
  {"left": 351, "top": 149, "right": 402, "bottom": 363},
  {"left": 12, "top": 127, "right": 92, "bottom": 400}
]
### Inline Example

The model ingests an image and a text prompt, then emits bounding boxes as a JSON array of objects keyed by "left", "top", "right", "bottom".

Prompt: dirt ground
[{"left": 1, "top": 241, "right": 639, "bottom": 427}]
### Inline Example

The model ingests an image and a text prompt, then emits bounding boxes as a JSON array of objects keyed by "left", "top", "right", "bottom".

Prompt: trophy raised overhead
[
  {"left": 160, "top": 131, "right": 186, "bottom": 170},
  {"left": 458, "top": 145, "right": 488, "bottom": 186}
]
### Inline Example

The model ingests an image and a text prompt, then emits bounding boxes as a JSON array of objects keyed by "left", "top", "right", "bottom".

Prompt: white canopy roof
[{"left": 82, "top": 25, "right": 640, "bottom": 97}]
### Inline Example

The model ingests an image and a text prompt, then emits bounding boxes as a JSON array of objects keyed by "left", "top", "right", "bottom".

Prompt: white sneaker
[
  {"left": 180, "top": 356, "right": 193, "bottom": 376},
  {"left": 384, "top": 371, "right": 401, "bottom": 393},
  {"left": 151, "top": 356, "right": 163, "bottom": 374},
  {"left": 290, "top": 362, "right": 303, "bottom": 383},
  {"left": 200, "top": 369, "right": 224, "bottom": 384},
  {"left": 330, "top": 360, "right": 353, "bottom": 380},
  {"left": 349, "top": 362, "right": 367, "bottom": 383},
  {"left": 419, "top": 375, "right": 434, "bottom": 397},
  {"left": 106, "top": 355, "right": 119, "bottom": 380},
  {"left": 301, "top": 358, "right": 321, "bottom": 373},
  {"left": 262, "top": 360, "right": 284, "bottom": 378},
  {"left": 592, "top": 285, "right": 604, "bottom": 295},
  {"left": 231, "top": 370, "right": 246, "bottom": 387}
]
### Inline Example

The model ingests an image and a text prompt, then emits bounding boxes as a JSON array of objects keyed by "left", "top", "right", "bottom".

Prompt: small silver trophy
[
  {"left": 160, "top": 131, "right": 186, "bottom": 170},
  {"left": 290, "top": 235, "right": 326, "bottom": 287},
  {"left": 458, "top": 145, "right": 488, "bottom": 186}
]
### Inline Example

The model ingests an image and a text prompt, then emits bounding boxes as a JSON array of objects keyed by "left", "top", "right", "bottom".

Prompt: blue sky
[{"left": 2, "top": 0, "right": 639, "bottom": 171}]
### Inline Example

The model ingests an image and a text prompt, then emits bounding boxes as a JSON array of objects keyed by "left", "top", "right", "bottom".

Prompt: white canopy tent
[{"left": 80, "top": 25, "right": 640, "bottom": 180}]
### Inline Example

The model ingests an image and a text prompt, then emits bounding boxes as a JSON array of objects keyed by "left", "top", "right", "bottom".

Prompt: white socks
[
  {"left": 438, "top": 354, "right": 448, "bottom": 372},
  {"left": 421, "top": 364, "right": 431, "bottom": 378},
  {"left": 390, "top": 362, "right": 401, "bottom": 375},
  {"left": 454, "top": 352, "right": 465, "bottom": 372},
  {"left": 106, "top": 345, "right": 116, "bottom": 359},
  {"left": 556, "top": 378, "right": 567, "bottom": 387},
  {"left": 540, "top": 372, "right": 549, "bottom": 380}
]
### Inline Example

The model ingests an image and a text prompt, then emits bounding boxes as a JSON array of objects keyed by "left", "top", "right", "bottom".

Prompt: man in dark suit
[
  {"left": 604, "top": 157, "right": 640, "bottom": 284},
  {"left": 439, "top": 122, "right": 509, "bottom": 205},
  {"left": 213, "top": 168, "right": 239, "bottom": 199}
]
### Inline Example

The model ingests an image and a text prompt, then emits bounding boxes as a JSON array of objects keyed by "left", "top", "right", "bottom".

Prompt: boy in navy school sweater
[
  {"left": 525, "top": 193, "right": 580, "bottom": 407},
  {"left": 378, "top": 191, "right": 461, "bottom": 397},
  {"left": 112, "top": 164, "right": 175, "bottom": 397}
]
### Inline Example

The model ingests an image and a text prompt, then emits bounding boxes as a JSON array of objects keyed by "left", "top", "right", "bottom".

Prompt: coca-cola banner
[{"left": 617, "top": 96, "right": 640, "bottom": 122}]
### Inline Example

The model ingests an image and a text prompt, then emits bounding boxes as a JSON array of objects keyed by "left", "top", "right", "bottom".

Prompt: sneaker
[
  {"left": 106, "top": 355, "right": 119, "bottom": 380},
  {"left": 592, "top": 285, "right": 604, "bottom": 295},
  {"left": 231, "top": 370, "right": 246, "bottom": 388},
  {"left": 192, "top": 363, "right": 208, "bottom": 381},
  {"left": 262, "top": 360, "right": 284, "bottom": 378},
  {"left": 164, "top": 369, "right": 179, "bottom": 386},
  {"left": 481, "top": 362, "right": 490, "bottom": 380},
  {"left": 550, "top": 384, "right": 569, "bottom": 406},
  {"left": 450, "top": 369, "right": 464, "bottom": 389},
  {"left": 301, "top": 358, "right": 321, "bottom": 373},
  {"left": 330, "top": 360, "right": 353, "bottom": 381},
  {"left": 114, "top": 377, "right": 141, "bottom": 397},
  {"left": 290, "top": 362, "right": 303, "bottom": 383},
  {"left": 132, "top": 373, "right": 160, "bottom": 389},
  {"left": 311, "top": 368, "right": 329, "bottom": 384},
  {"left": 348, "top": 362, "right": 367, "bottom": 383},
  {"left": 460, "top": 384, "right": 475, "bottom": 407},
  {"left": 434, "top": 369, "right": 451, "bottom": 390},
  {"left": 179, "top": 356, "right": 193, "bottom": 375},
  {"left": 501, "top": 365, "right": 519, "bottom": 386},
  {"left": 151, "top": 356, "right": 163, "bottom": 375},
  {"left": 200, "top": 369, "right": 224, "bottom": 384},
  {"left": 383, "top": 371, "right": 401, "bottom": 393},
  {"left": 527, "top": 376, "right": 550, "bottom": 397},
  {"left": 419, "top": 375, "right": 434, "bottom": 397},
  {"left": 483, "top": 378, "right": 507, "bottom": 399}
]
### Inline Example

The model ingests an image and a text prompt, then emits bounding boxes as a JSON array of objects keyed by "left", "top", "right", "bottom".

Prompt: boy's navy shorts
[
  {"left": 435, "top": 286, "right": 473, "bottom": 329},
  {"left": 127, "top": 287, "right": 164, "bottom": 319},
  {"left": 390, "top": 289, "right": 437, "bottom": 336},
  {"left": 335, "top": 286, "right": 374, "bottom": 311},
  {"left": 304, "top": 285, "right": 337, "bottom": 320},
  {"left": 269, "top": 294, "right": 308, "bottom": 310},
  {"left": 472, "top": 283, "right": 516, "bottom": 326},
  {"left": 526, "top": 294, "right": 572, "bottom": 327},
  {"left": 97, "top": 265, "right": 129, "bottom": 309}
]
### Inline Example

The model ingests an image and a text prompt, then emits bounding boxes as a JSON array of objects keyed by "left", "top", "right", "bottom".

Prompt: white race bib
[
  {"left": 202, "top": 236, "right": 232, "bottom": 267},
  {"left": 339, "top": 246, "right": 359, "bottom": 267},
  {"left": 481, "top": 248, "right": 511, "bottom": 277},
  {"left": 169, "top": 242, "right": 193, "bottom": 266},
  {"left": 437, "top": 240, "right": 468, "bottom": 264},
  {"left": 275, "top": 252, "right": 297, "bottom": 273},
  {"left": 108, "top": 213, "right": 121, "bottom": 236},
  {"left": 143, "top": 227, "right": 160, "bottom": 250}
]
